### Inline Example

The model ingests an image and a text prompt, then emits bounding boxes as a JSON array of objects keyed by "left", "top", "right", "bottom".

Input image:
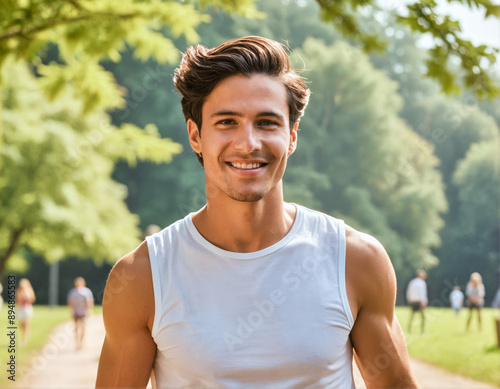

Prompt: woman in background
[
  {"left": 465, "top": 272, "right": 485, "bottom": 331},
  {"left": 16, "top": 278, "right": 36, "bottom": 344}
]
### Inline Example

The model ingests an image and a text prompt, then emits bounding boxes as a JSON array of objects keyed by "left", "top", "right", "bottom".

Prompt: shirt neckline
[{"left": 186, "top": 203, "right": 303, "bottom": 260}]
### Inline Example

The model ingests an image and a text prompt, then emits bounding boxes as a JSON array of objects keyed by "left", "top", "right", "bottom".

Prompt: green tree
[
  {"left": 314, "top": 0, "right": 500, "bottom": 99},
  {"left": 0, "top": 59, "right": 182, "bottom": 276},
  {"left": 286, "top": 38, "right": 447, "bottom": 284},
  {"left": 447, "top": 141, "right": 499, "bottom": 300},
  {"left": 364, "top": 20, "right": 500, "bottom": 301}
]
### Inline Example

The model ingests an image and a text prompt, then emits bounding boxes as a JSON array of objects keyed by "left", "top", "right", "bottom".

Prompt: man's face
[{"left": 188, "top": 73, "right": 297, "bottom": 203}]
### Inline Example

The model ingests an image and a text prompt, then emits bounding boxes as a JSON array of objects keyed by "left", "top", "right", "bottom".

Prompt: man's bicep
[
  {"left": 351, "top": 310, "right": 416, "bottom": 388},
  {"left": 347, "top": 231, "right": 418, "bottom": 388},
  {"left": 96, "top": 328, "right": 156, "bottom": 387},
  {"left": 96, "top": 247, "right": 157, "bottom": 388}
]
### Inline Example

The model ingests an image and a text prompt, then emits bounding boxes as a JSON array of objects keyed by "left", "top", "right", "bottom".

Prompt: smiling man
[{"left": 96, "top": 36, "right": 419, "bottom": 389}]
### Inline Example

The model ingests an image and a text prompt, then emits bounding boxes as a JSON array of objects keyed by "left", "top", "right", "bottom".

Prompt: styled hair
[{"left": 173, "top": 36, "right": 310, "bottom": 165}]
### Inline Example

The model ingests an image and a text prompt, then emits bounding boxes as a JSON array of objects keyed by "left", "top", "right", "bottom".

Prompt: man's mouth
[{"left": 227, "top": 162, "right": 266, "bottom": 170}]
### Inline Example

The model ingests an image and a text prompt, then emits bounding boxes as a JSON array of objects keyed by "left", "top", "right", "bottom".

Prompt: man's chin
[{"left": 227, "top": 191, "right": 266, "bottom": 203}]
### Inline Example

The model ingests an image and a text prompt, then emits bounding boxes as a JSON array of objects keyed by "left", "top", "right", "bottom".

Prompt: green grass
[
  {"left": 0, "top": 305, "right": 101, "bottom": 386},
  {"left": 396, "top": 306, "right": 500, "bottom": 386}
]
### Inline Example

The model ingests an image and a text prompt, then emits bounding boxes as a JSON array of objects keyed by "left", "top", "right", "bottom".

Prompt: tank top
[{"left": 146, "top": 204, "right": 355, "bottom": 389}]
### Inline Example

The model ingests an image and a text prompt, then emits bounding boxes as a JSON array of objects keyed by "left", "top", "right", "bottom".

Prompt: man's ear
[
  {"left": 187, "top": 119, "right": 202, "bottom": 154},
  {"left": 288, "top": 122, "right": 299, "bottom": 155}
]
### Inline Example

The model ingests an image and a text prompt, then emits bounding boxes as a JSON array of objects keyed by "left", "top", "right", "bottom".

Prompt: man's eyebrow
[
  {"left": 257, "top": 111, "right": 286, "bottom": 121},
  {"left": 211, "top": 110, "right": 242, "bottom": 117},
  {"left": 210, "top": 110, "right": 285, "bottom": 120}
]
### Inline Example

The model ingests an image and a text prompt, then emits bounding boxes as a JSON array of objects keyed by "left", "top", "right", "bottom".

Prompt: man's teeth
[{"left": 231, "top": 162, "right": 262, "bottom": 169}]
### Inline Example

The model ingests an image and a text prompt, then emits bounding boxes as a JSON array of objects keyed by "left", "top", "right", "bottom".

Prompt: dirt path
[{"left": 13, "top": 314, "right": 497, "bottom": 388}]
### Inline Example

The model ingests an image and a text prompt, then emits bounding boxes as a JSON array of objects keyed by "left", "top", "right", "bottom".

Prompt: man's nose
[{"left": 233, "top": 123, "right": 262, "bottom": 152}]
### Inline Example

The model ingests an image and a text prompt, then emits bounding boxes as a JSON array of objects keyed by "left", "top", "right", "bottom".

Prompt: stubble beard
[{"left": 224, "top": 182, "right": 269, "bottom": 203}]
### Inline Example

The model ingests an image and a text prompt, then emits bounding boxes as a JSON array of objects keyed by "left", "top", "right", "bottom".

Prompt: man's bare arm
[
  {"left": 96, "top": 241, "right": 157, "bottom": 388},
  {"left": 346, "top": 227, "right": 419, "bottom": 389}
]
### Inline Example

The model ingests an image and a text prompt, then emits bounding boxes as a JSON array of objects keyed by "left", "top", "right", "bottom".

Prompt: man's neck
[{"left": 191, "top": 193, "right": 296, "bottom": 253}]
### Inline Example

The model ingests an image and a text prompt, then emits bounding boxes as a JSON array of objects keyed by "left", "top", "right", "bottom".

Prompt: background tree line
[{"left": 1, "top": 0, "right": 498, "bottom": 305}]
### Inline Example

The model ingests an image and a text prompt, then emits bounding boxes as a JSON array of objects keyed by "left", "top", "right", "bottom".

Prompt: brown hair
[{"left": 173, "top": 36, "right": 310, "bottom": 165}]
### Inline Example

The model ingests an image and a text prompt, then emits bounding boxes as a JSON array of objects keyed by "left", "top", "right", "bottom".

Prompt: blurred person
[
  {"left": 67, "top": 276, "right": 94, "bottom": 349},
  {"left": 465, "top": 272, "right": 485, "bottom": 331},
  {"left": 406, "top": 269, "right": 428, "bottom": 333},
  {"left": 16, "top": 278, "right": 36, "bottom": 344},
  {"left": 96, "top": 36, "right": 418, "bottom": 389},
  {"left": 449, "top": 286, "right": 464, "bottom": 315}
]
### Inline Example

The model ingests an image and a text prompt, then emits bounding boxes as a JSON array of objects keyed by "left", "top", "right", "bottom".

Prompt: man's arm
[
  {"left": 96, "top": 241, "right": 157, "bottom": 388},
  {"left": 346, "top": 227, "right": 419, "bottom": 389}
]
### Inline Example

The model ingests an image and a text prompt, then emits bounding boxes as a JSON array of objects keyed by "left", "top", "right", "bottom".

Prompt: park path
[{"left": 11, "top": 314, "right": 497, "bottom": 389}]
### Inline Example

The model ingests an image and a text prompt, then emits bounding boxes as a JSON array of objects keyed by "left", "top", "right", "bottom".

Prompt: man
[
  {"left": 96, "top": 36, "right": 418, "bottom": 388},
  {"left": 67, "top": 276, "right": 94, "bottom": 349},
  {"left": 406, "top": 270, "right": 428, "bottom": 334}
]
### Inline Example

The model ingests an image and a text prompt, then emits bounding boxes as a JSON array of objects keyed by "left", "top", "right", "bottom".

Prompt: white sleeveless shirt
[{"left": 146, "top": 204, "right": 355, "bottom": 389}]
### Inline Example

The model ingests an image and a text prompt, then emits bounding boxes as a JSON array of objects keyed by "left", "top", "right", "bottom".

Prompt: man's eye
[
  {"left": 259, "top": 120, "right": 279, "bottom": 126},
  {"left": 217, "top": 119, "right": 236, "bottom": 125}
]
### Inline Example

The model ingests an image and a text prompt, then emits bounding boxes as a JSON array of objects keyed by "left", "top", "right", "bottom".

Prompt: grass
[
  {"left": 396, "top": 306, "right": 500, "bottom": 386},
  {"left": 0, "top": 305, "right": 102, "bottom": 386}
]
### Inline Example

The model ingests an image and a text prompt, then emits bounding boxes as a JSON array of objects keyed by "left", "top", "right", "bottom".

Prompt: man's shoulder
[
  {"left": 344, "top": 225, "right": 389, "bottom": 268},
  {"left": 103, "top": 241, "right": 154, "bottom": 326},
  {"left": 111, "top": 241, "right": 151, "bottom": 281},
  {"left": 104, "top": 241, "right": 153, "bottom": 303},
  {"left": 344, "top": 225, "right": 396, "bottom": 311}
]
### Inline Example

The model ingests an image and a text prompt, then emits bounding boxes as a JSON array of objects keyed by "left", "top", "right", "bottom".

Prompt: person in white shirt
[
  {"left": 406, "top": 269, "right": 428, "bottom": 333},
  {"left": 449, "top": 286, "right": 464, "bottom": 315}
]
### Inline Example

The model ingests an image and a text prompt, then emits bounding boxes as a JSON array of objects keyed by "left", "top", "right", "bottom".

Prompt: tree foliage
[
  {"left": 0, "top": 59, "right": 182, "bottom": 275},
  {"left": 315, "top": 0, "right": 500, "bottom": 99},
  {"left": 286, "top": 38, "right": 447, "bottom": 278},
  {"left": 367, "top": 20, "right": 499, "bottom": 301}
]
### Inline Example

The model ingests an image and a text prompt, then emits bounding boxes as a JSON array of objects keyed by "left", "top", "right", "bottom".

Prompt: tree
[
  {"left": 0, "top": 59, "right": 182, "bottom": 276},
  {"left": 285, "top": 38, "right": 447, "bottom": 285},
  {"left": 445, "top": 141, "right": 499, "bottom": 301},
  {"left": 364, "top": 19, "right": 500, "bottom": 302},
  {"left": 314, "top": 0, "right": 500, "bottom": 99}
]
